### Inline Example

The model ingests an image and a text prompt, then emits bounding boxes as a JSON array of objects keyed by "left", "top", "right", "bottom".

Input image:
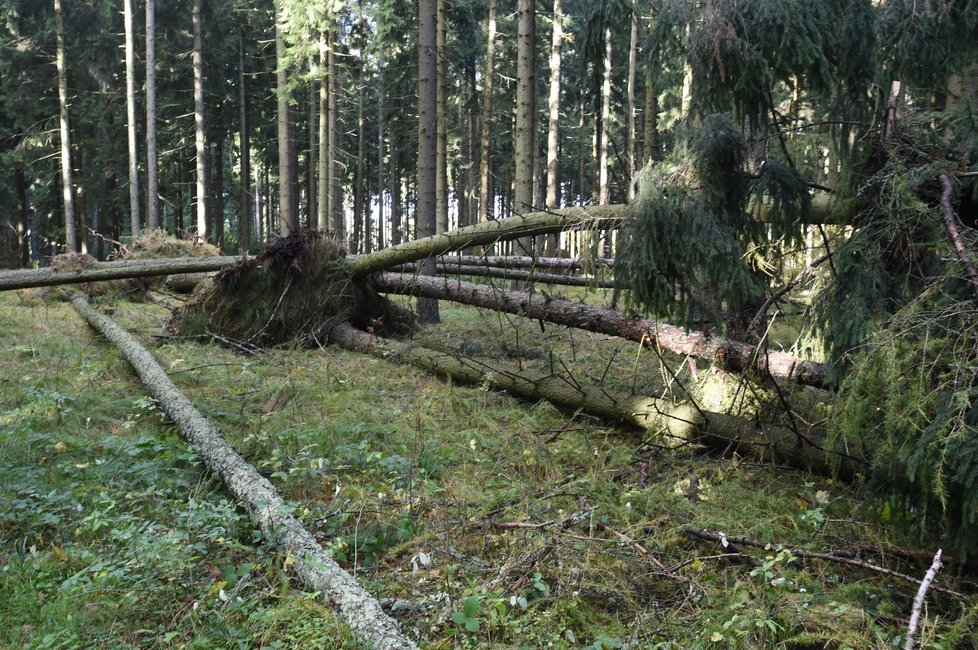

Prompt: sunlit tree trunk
[
  {"left": 544, "top": 0, "right": 563, "bottom": 255},
  {"left": 377, "top": 45, "right": 385, "bottom": 250},
  {"left": 598, "top": 27, "right": 611, "bottom": 207},
  {"left": 513, "top": 0, "right": 536, "bottom": 261},
  {"left": 124, "top": 0, "right": 141, "bottom": 236},
  {"left": 55, "top": 0, "right": 77, "bottom": 252},
  {"left": 435, "top": 0, "right": 448, "bottom": 234},
  {"left": 193, "top": 0, "right": 208, "bottom": 241},
  {"left": 417, "top": 0, "right": 440, "bottom": 323},
  {"left": 275, "top": 3, "right": 295, "bottom": 235},
  {"left": 145, "top": 0, "right": 160, "bottom": 230},
  {"left": 317, "top": 34, "right": 329, "bottom": 231},
  {"left": 328, "top": 30, "right": 343, "bottom": 240},
  {"left": 238, "top": 30, "right": 251, "bottom": 254},
  {"left": 477, "top": 0, "right": 497, "bottom": 225},
  {"left": 307, "top": 81, "right": 317, "bottom": 229}
]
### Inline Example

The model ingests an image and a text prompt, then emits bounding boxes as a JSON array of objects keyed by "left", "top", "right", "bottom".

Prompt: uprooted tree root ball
[{"left": 168, "top": 229, "right": 413, "bottom": 346}]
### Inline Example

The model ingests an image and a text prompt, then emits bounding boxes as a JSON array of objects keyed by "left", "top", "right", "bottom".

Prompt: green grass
[{"left": 1, "top": 286, "right": 974, "bottom": 649}]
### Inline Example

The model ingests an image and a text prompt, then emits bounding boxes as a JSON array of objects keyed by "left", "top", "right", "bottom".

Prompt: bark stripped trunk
[
  {"left": 625, "top": 10, "right": 637, "bottom": 198},
  {"left": 375, "top": 272, "right": 829, "bottom": 389},
  {"left": 275, "top": 4, "right": 295, "bottom": 235},
  {"left": 70, "top": 295, "right": 418, "bottom": 650},
  {"left": 328, "top": 322, "right": 849, "bottom": 478},
  {"left": 477, "top": 0, "right": 497, "bottom": 226},
  {"left": 544, "top": 0, "right": 563, "bottom": 256}
]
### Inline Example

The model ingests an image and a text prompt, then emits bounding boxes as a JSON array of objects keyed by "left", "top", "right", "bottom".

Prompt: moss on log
[{"left": 70, "top": 294, "right": 419, "bottom": 650}]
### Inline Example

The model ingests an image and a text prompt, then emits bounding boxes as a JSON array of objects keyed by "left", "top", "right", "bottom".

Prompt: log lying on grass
[
  {"left": 375, "top": 273, "right": 830, "bottom": 389},
  {"left": 328, "top": 322, "right": 857, "bottom": 478},
  {"left": 70, "top": 294, "right": 418, "bottom": 650},
  {"left": 0, "top": 255, "right": 241, "bottom": 292}
]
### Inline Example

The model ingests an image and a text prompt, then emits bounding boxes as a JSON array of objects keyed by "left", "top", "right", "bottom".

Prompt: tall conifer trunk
[
  {"left": 275, "top": 4, "right": 295, "bottom": 235},
  {"left": 55, "top": 0, "right": 77, "bottom": 252},
  {"left": 625, "top": 10, "right": 637, "bottom": 198},
  {"left": 477, "top": 0, "right": 497, "bottom": 225},
  {"left": 643, "top": 69, "right": 658, "bottom": 163},
  {"left": 417, "top": 0, "right": 440, "bottom": 323},
  {"left": 545, "top": 0, "right": 563, "bottom": 255},
  {"left": 513, "top": 0, "right": 536, "bottom": 261},
  {"left": 377, "top": 45, "right": 386, "bottom": 250},
  {"left": 124, "top": 0, "right": 141, "bottom": 236},
  {"left": 238, "top": 30, "right": 251, "bottom": 254},
  {"left": 193, "top": 0, "right": 208, "bottom": 242},
  {"left": 435, "top": 0, "right": 448, "bottom": 234},
  {"left": 146, "top": 0, "right": 160, "bottom": 230},
  {"left": 317, "top": 35, "right": 329, "bottom": 231}
]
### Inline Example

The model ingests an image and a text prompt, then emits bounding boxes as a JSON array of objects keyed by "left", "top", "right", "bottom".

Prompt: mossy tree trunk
[{"left": 70, "top": 294, "right": 418, "bottom": 650}]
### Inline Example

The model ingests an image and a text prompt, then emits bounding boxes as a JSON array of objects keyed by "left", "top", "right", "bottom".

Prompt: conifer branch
[{"left": 938, "top": 172, "right": 978, "bottom": 301}]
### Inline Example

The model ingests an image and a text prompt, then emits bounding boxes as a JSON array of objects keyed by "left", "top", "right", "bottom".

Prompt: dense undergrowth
[{"left": 2, "top": 287, "right": 976, "bottom": 648}]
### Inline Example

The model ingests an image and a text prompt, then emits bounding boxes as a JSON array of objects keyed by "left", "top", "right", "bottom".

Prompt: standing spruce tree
[{"left": 417, "top": 0, "right": 439, "bottom": 324}]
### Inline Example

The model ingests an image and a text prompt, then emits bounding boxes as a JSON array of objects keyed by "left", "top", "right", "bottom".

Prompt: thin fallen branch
[
  {"left": 375, "top": 273, "right": 830, "bottom": 389},
  {"left": 905, "top": 549, "right": 944, "bottom": 650},
  {"left": 683, "top": 528, "right": 964, "bottom": 600},
  {"left": 434, "top": 254, "right": 615, "bottom": 270},
  {"left": 938, "top": 172, "right": 978, "bottom": 301},
  {"left": 70, "top": 294, "right": 418, "bottom": 650}
]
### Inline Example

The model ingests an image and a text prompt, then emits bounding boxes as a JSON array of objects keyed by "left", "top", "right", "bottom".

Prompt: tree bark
[
  {"left": 544, "top": 0, "right": 563, "bottom": 255},
  {"left": 0, "top": 256, "right": 240, "bottom": 292},
  {"left": 435, "top": 0, "right": 449, "bottom": 235},
  {"left": 125, "top": 0, "right": 141, "bottom": 236},
  {"left": 643, "top": 66, "right": 658, "bottom": 164},
  {"left": 55, "top": 0, "right": 77, "bottom": 252},
  {"left": 374, "top": 273, "right": 829, "bottom": 389},
  {"left": 318, "top": 33, "right": 329, "bottom": 231},
  {"left": 377, "top": 45, "right": 386, "bottom": 250},
  {"left": 477, "top": 0, "right": 497, "bottom": 226},
  {"left": 513, "top": 0, "right": 537, "bottom": 261},
  {"left": 348, "top": 205, "right": 625, "bottom": 276},
  {"left": 328, "top": 31, "right": 343, "bottom": 241},
  {"left": 328, "top": 322, "right": 847, "bottom": 478},
  {"left": 598, "top": 26, "right": 612, "bottom": 208},
  {"left": 193, "top": 0, "right": 208, "bottom": 242},
  {"left": 417, "top": 0, "right": 440, "bottom": 324},
  {"left": 238, "top": 29, "right": 252, "bottom": 254},
  {"left": 70, "top": 295, "right": 418, "bottom": 650},
  {"left": 146, "top": 0, "right": 160, "bottom": 230},
  {"left": 389, "top": 265, "right": 614, "bottom": 288},
  {"left": 275, "top": 4, "right": 295, "bottom": 235},
  {"left": 625, "top": 10, "right": 637, "bottom": 197}
]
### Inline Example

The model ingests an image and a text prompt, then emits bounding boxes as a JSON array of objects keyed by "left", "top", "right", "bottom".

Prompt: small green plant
[{"left": 451, "top": 595, "right": 482, "bottom": 633}]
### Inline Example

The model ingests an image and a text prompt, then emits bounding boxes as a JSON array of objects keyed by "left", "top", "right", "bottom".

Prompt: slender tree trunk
[
  {"left": 625, "top": 10, "right": 637, "bottom": 198},
  {"left": 318, "top": 34, "right": 329, "bottom": 231},
  {"left": 477, "top": 0, "right": 497, "bottom": 225},
  {"left": 275, "top": 4, "right": 295, "bottom": 235},
  {"left": 125, "top": 0, "right": 141, "bottom": 237},
  {"left": 513, "top": 0, "right": 537, "bottom": 261},
  {"left": 193, "top": 0, "right": 208, "bottom": 242},
  {"left": 328, "top": 32, "right": 343, "bottom": 241},
  {"left": 391, "top": 149, "right": 402, "bottom": 246},
  {"left": 417, "top": 0, "right": 440, "bottom": 324},
  {"left": 545, "top": 0, "right": 563, "bottom": 255},
  {"left": 308, "top": 81, "right": 317, "bottom": 229},
  {"left": 145, "top": 0, "right": 160, "bottom": 230},
  {"left": 435, "top": 0, "right": 449, "bottom": 234},
  {"left": 598, "top": 27, "right": 611, "bottom": 206},
  {"left": 238, "top": 30, "right": 252, "bottom": 254},
  {"left": 55, "top": 0, "right": 77, "bottom": 252},
  {"left": 377, "top": 46, "right": 386, "bottom": 250},
  {"left": 354, "top": 4, "right": 367, "bottom": 254},
  {"left": 643, "top": 67, "right": 658, "bottom": 163},
  {"left": 214, "top": 138, "right": 225, "bottom": 247}
]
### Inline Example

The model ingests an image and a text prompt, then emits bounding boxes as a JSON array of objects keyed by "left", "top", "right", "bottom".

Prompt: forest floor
[{"left": 1, "top": 284, "right": 975, "bottom": 649}]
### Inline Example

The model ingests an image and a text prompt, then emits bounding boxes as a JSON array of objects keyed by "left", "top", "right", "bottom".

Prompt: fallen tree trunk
[
  {"left": 391, "top": 264, "right": 614, "bottom": 288},
  {"left": 70, "top": 294, "right": 418, "bottom": 650},
  {"left": 0, "top": 256, "right": 240, "bottom": 292},
  {"left": 328, "top": 322, "right": 856, "bottom": 479},
  {"left": 348, "top": 205, "right": 626, "bottom": 276},
  {"left": 435, "top": 254, "right": 614, "bottom": 270},
  {"left": 375, "top": 273, "right": 829, "bottom": 389}
]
